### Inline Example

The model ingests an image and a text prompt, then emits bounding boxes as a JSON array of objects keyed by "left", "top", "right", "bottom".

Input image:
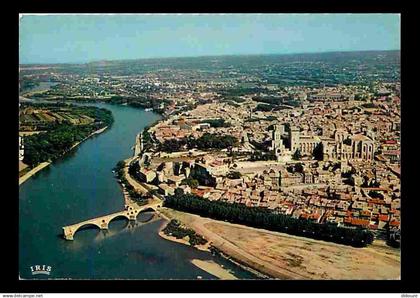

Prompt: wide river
[{"left": 19, "top": 99, "right": 258, "bottom": 279}]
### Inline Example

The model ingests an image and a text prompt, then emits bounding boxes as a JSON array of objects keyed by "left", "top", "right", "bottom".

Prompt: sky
[{"left": 19, "top": 14, "right": 400, "bottom": 64}]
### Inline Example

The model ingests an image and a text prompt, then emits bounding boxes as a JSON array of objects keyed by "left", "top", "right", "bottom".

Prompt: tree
[
  {"left": 163, "top": 193, "right": 374, "bottom": 247},
  {"left": 292, "top": 149, "right": 301, "bottom": 160},
  {"left": 181, "top": 178, "right": 199, "bottom": 188},
  {"left": 313, "top": 143, "right": 324, "bottom": 161},
  {"left": 227, "top": 171, "right": 242, "bottom": 179}
]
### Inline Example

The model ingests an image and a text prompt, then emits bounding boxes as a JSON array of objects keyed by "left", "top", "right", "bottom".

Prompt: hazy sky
[{"left": 19, "top": 14, "right": 400, "bottom": 64}]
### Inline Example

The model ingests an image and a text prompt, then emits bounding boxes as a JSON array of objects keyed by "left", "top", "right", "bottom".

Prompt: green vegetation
[
  {"left": 221, "top": 96, "right": 247, "bottom": 103},
  {"left": 287, "top": 163, "right": 304, "bottom": 173},
  {"left": 292, "top": 149, "right": 302, "bottom": 160},
  {"left": 361, "top": 102, "right": 377, "bottom": 109},
  {"left": 220, "top": 87, "right": 264, "bottom": 97},
  {"left": 181, "top": 178, "right": 199, "bottom": 188},
  {"left": 159, "top": 133, "right": 238, "bottom": 152},
  {"left": 159, "top": 138, "right": 186, "bottom": 152},
  {"left": 22, "top": 105, "right": 113, "bottom": 167},
  {"left": 252, "top": 95, "right": 285, "bottom": 105},
  {"left": 192, "top": 133, "right": 238, "bottom": 150},
  {"left": 227, "top": 171, "right": 242, "bottom": 179},
  {"left": 201, "top": 118, "right": 231, "bottom": 128},
  {"left": 255, "top": 104, "right": 275, "bottom": 112},
  {"left": 245, "top": 116, "right": 277, "bottom": 123},
  {"left": 164, "top": 193, "right": 375, "bottom": 247},
  {"left": 19, "top": 79, "right": 40, "bottom": 92},
  {"left": 162, "top": 219, "right": 207, "bottom": 246},
  {"left": 369, "top": 190, "right": 384, "bottom": 199},
  {"left": 142, "top": 129, "right": 154, "bottom": 152},
  {"left": 113, "top": 160, "right": 148, "bottom": 204},
  {"left": 249, "top": 150, "right": 277, "bottom": 161},
  {"left": 312, "top": 143, "right": 324, "bottom": 161}
]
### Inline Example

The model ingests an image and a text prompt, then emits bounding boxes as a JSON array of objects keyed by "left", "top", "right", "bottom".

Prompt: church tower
[{"left": 290, "top": 126, "right": 300, "bottom": 153}]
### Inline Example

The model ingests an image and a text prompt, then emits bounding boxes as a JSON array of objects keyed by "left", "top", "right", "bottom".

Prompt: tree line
[
  {"left": 159, "top": 133, "right": 238, "bottom": 153},
  {"left": 22, "top": 106, "right": 113, "bottom": 167},
  {"left": 200, "top": 118, "right": 231, "bottom": 128},
  {"left": 163, "top": 193, "right": 374, "bottom": 247}
]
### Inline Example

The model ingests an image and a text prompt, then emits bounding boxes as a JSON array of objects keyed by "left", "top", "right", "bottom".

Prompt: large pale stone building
[{"left": 271, "top": 124, "right": 375, "bottom": 162}]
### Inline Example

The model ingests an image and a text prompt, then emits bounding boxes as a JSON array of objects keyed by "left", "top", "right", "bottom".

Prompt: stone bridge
[{"left": 62, "top": 203, "right": 159, "bottom": 240}]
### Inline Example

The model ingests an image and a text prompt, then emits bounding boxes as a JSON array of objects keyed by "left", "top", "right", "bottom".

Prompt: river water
[{"left": 19, "top": 98, "right": 258, "bottom": 280}]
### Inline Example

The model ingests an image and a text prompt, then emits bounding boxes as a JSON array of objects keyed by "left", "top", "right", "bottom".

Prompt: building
[
  {"left": 138, "top": 169, "right": 157, "bottom": 183},
  {"left": 273, "top": 124, "right": 375, "bottom": 162},
  {"left": 19, "top": 136, "right": 24, "bottom": 161}
]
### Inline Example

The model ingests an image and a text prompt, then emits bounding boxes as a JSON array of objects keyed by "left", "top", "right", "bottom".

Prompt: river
[{"left": 19, "top": 96, "right": 258, "bottom": 279}]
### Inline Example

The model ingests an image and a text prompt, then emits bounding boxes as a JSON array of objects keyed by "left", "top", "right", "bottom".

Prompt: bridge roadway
[{"left": 62, "top": 202, "right": 160, "bottom": 240}]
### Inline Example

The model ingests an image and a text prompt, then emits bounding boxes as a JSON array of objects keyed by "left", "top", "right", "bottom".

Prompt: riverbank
[
  {"left": 19, "top": 126, "right": 109, "bottom": 186},
  {"left": 158, "top": 229, "right": 210, "bottom": 252},
  {"left": 19, "top": 162, "right": 51, "bottom": 185},
  {"left": 68, "top": 126, "right": 108, "bottom": 152},
  {"left": 159, "top": 207, "right": 400, "bottom": 280},
  {"left": 158, "top": 219, "right": 210, "bottom": 252},
  {"left": 191, "top": 259, "right": 238, "bottom": 280},
  {"left": 156, "top": 219, "right": 240, "bottom": 279}
]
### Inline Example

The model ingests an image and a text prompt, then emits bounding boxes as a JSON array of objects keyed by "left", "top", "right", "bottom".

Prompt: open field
[{"left": 160, "top": 208, "right": 400, "bottom": 280}]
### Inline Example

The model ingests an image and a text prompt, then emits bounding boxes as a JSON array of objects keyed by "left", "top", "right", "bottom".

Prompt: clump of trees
[
  {"left": 312, "top": 143, "right": 324, "bottom": 160},
  {"left": 287, "top": 163, "right": 304, "bottom": 173},
  {"left": 201, "top": 118, "right": 231, "bottom": 128},
  {"left": 164, "top": 193, "right": 374, "bottom": 247},
  {"left": 162, "top": 219, "right": 207, "bottom": 246},
  {"left": 249, "top": 150, "right": 277, "bottom": 161},
  {"left": 22, "top": 105, "right": 113, "bottom": 167},
  {"left": 113, "top": 160, "right": 147, "bottom": 203},
  {"left": 252, "top": 95, "right": 285, "bottom": 105},
  {"left": 160, "top": 138, "right": 186, "bottom": 152},
  {"left": 255, "top": 104, "right": 274, "bottom": 112},
  {"left": 181, "top": 178, "right": 199, "bottom": 188},
  {"left": 192, "top": 133, "right": 237, "bottom": 150},
  {"left": 292, "top": 149, "right": 302, "bottom": 160},
  {"left": 227, "top": 171, "right": 242, "bottom": 179},
  {"left": 159, "top": 133, "right": 238, "bottom": 152}
]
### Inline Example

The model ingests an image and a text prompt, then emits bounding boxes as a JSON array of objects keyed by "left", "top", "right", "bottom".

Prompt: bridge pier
[
  {"left": 100, "top": 220, "right": 109, "bottom": 230},
  {"left": 63, "top": 227, "right": 75, "bottom": 241}
]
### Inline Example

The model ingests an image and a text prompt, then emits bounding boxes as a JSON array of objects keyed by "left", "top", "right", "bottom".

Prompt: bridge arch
[
  {"left": 72, "top": 222, "right": 103, "bottom": 236},
  {"left": 139, "top": 206, "right": 156, "bottom": 213},
  {"left": 136, "top": 207, "right": 157, "bottom": 222},
  {"left": 108, "top": 213, "right": 131, "bottom": 225}
]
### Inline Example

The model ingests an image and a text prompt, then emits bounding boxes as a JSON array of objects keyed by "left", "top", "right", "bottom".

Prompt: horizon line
[{"left": 19, "top": 48, "right": 401, "bottom": 66}]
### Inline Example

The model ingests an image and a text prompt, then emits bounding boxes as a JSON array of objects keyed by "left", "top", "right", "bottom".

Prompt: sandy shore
[
  {"left": 160, "top": 208, "right": 400, "bottom": 280},
  {"left": 19, "top": 162, "right": 51, "bottom": 185},
  {"left": 19, "top": 126, "right": 109, "bottom": 186},
  {"left": 157, "top": 219, "right": 238, "bottom": 279},
  {"left": 191, "top": 259, "right": 238, "bottom": 280},
  {"left": 157, "top": 223, "right": 211, "bottom": 252}
]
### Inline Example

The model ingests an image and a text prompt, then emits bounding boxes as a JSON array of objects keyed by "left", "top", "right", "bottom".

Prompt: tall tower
[
  {"left": 290, "top": 126, "right": 300, "bottom": 153},
  {"left": 271, "top": 125, "right": 284, "bottom": 152}
]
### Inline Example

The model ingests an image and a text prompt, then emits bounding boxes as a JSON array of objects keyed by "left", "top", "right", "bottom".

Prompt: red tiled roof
[
  {"left": 191, "top": 189, "right": 206, "bottom": 197},
  {"left": 390, "top": 220, "right": 400, "bottom": 227},
  {"left": 351, "top": 218, "right": 370, "bottom": 226},
  {"left": 379, "top": 214, "right": 389, "bottom": 222}
]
